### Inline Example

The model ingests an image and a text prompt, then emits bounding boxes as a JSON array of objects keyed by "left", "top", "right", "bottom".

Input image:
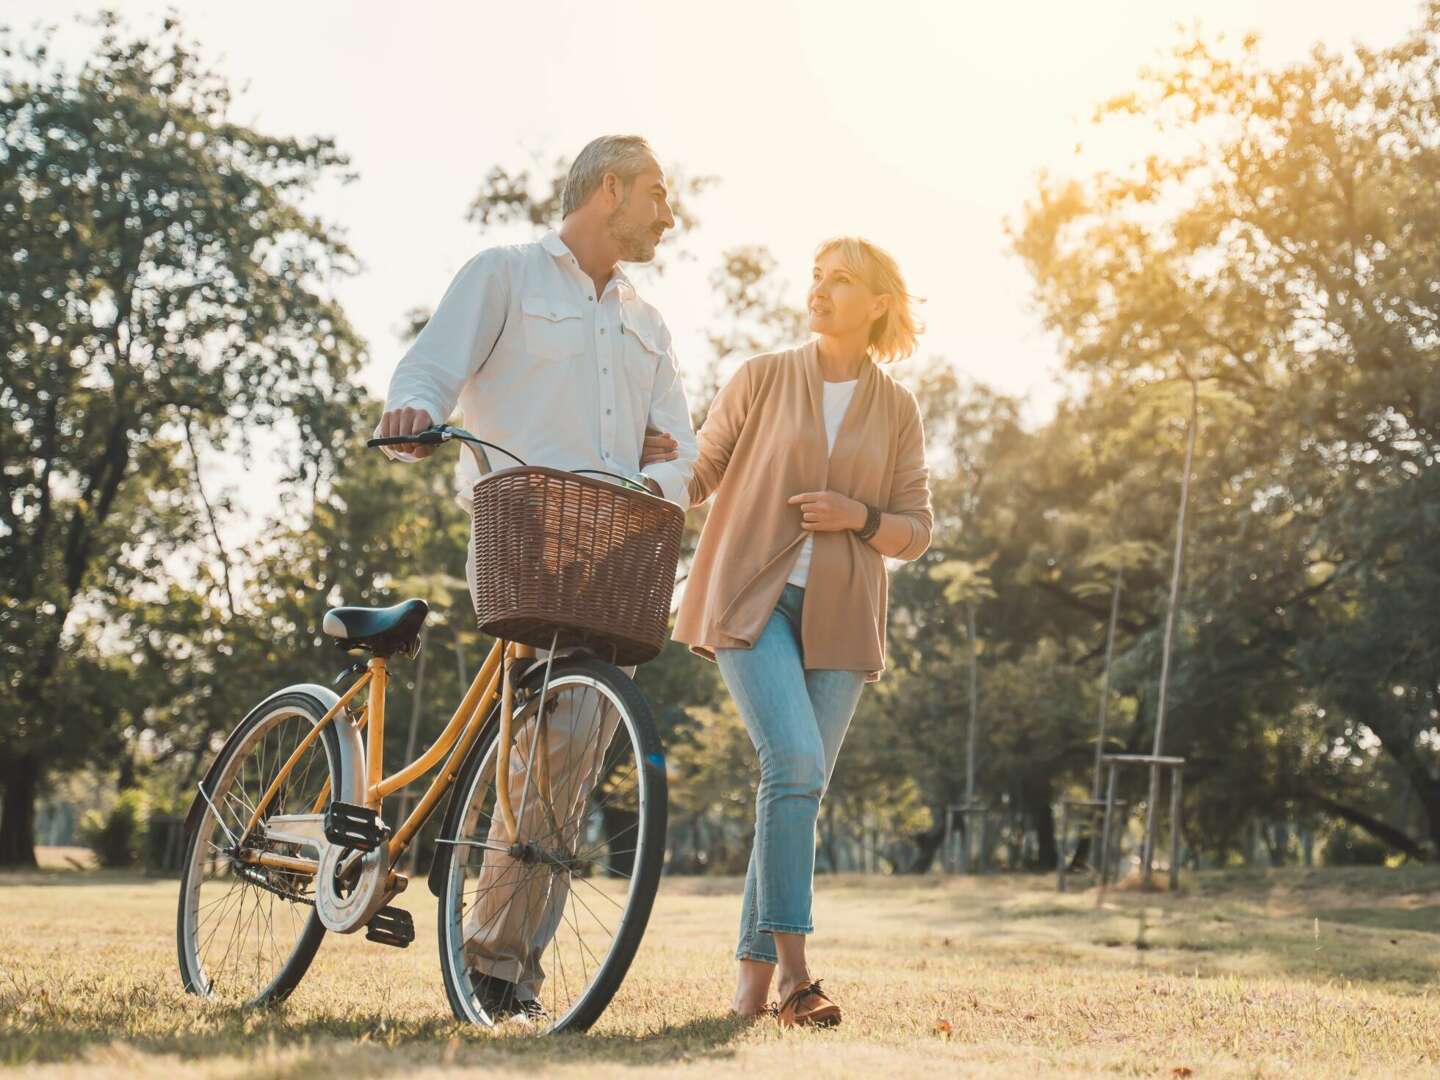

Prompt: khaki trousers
[{"left": 463, "top": 524, "right": 623, "bottom": 1001}]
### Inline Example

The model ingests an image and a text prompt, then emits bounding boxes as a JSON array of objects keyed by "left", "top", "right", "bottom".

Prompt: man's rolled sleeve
[{"left": 384, "top": 249, "right": 509, "bottom": 424}]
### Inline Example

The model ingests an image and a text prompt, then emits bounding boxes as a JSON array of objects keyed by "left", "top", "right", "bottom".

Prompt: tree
[
  {"left": 0, "top": 14, "right": 364, "bottom": 864},
  {"left": 1012, "top": 6, "right": 1440, "bottom": 856}
]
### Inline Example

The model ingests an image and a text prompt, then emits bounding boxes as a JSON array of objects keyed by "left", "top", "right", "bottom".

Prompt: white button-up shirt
[{"left": 384, "top": 230, "right": 698, "bottom": 509}]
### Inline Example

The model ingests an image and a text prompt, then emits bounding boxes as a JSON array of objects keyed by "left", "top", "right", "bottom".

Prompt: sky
[{"left": 8, "top": 0, "right": 1426, "bottom": 529}]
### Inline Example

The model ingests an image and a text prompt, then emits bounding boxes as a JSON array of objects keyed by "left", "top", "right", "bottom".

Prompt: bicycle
[{"left": 175, "top": 426, "right": 680, "bottom": 1032}]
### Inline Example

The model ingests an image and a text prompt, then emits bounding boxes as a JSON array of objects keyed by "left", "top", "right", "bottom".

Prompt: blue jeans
[{"left": 716, "top": 584, "right": 865, "bottom": 963}]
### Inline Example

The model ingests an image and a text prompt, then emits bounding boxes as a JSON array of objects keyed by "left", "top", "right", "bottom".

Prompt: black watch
[{"left": 856, "top": 503, "right": 882, "bottom": 541}]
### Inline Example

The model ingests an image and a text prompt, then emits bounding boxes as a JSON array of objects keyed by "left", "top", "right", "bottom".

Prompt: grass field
[{"left": 3, "top": 860, "right": 1439, "bottom": 1077}]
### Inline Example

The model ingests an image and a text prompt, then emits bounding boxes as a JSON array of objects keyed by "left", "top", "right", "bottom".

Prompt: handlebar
[
  {"left": 368, "top": 425, "right": 656, "bottom": 495},
  {"left": 367, "top": 430, "right": 448, "bottom": 448}
]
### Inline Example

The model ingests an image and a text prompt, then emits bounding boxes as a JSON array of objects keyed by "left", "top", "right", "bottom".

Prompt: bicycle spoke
[
  {"left": 570, "top": 872, "right": 627, "bottom": 913},
  {"left": 439, "top": 669, "right": 659, "bottom": 1032},
  {"left": 182, "top": 703, "right": 333, "bottom": 1004},
  {"left": 564, "top": 883, "right": 609, "bottom": 972}
]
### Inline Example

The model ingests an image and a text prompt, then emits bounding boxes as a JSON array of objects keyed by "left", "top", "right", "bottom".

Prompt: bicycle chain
[{"left": 232, "top": 860, "right": 316, "bottom": 906}]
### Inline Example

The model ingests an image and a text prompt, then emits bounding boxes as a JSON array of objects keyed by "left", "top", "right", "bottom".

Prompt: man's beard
[{"left": 607, "top": 204, "right": 658, "bottom": 263}]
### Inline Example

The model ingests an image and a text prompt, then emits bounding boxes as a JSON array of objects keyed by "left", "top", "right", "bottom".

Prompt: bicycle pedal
[
  {"left": 365, "top": 905, "right": 414, "bottom": 948},
  {"left": 323, "top": 800, "right": 391, "bottom": 852}
]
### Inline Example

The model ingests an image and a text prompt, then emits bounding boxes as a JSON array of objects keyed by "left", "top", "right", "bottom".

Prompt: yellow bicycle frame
[{"left": 236, "top": 637, "right": 535, "bottom": 878}]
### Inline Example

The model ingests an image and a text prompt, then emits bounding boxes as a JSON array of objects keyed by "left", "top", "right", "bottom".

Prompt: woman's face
[{"left": 807, "top": 250, "right": 887, "bottom": 339}]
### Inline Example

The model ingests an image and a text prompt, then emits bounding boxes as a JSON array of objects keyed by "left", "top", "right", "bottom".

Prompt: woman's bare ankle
[
  {"left": 733, "top": 957, "right": 775, "bottom": 1015},
  {"left": 775, "top": 969, "right": 812, "bottom": 1001},
  {"left": 729, "top": 998, "right": 770, "bottom": 1018}
]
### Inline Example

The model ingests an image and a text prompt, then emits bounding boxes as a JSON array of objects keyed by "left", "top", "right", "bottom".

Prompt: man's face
[{"left": 606, "top": 161, "right": 675, "bottom": 263}]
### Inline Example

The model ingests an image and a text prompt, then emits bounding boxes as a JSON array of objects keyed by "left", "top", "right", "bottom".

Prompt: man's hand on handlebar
[{"left": 374, "top": 406, "right": 437, "bottom": 460}]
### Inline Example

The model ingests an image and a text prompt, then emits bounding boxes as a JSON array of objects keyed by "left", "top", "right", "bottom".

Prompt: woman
[{"left": 646, "top": 237, "right": 932, "bottom": 1026}]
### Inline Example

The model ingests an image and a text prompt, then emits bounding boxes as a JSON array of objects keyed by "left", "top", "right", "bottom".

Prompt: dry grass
[{"left": 3, "top": 863, "right": 1439, "bottom": 1077}]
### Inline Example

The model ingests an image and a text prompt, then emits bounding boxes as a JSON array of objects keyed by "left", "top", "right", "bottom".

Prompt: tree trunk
[
  {"left": 906, "top": 819, "right": 946, "bottom": 874},
  {"left": 1409, "top": 775, "right": 1440, "bottom": 858},
  {"left": 0, "top": 755, "right": 39, "bottom": 868},
  {"left": 1305, "top": 792, "right": 1428, "bottom": 861},
  {"left": 1035, "top": 803, "right": 1057, "bottom": 871}
]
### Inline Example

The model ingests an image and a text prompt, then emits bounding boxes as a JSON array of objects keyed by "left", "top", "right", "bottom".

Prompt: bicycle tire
[
  {"left": 435, "top": 657, "right": 667, "bottom": 1032},
  {"left": 176, "top": 690, "right": 342, "bottom": 1006}
]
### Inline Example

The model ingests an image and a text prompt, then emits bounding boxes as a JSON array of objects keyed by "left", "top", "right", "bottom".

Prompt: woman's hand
[
  {"left": 641, "top": 425, "right": 678, "bottom": 467},
  {"left": 787, "top": 490, "right": 866, "bottom": 532}
]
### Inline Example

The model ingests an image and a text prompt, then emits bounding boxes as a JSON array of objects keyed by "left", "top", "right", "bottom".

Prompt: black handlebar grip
[{"left": 367, "top": 429, "right": 445, "bottom": 448}]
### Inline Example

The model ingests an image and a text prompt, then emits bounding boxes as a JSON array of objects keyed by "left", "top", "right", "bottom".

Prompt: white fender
[
  {"left": 260, "top": 683, "right": 392, "bottom": 932},
  {"left": 255, "top": 683, "right": 367, "bottom": 807}
]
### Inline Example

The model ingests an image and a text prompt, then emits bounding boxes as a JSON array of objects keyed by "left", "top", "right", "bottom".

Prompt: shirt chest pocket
[
  {"left": 521, "top": 297, "right": 584, "bottom": 361},
  {"left": 618, "top": 314, "right": 664, "bottom": 384}
]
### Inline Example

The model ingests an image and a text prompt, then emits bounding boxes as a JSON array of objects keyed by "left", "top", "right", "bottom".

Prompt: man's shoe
[
  {"left": 470, "top": 971, "right": 548, "bottom": 1024},
  {"left": 776, "top": 979, "right": 841, "bottom": 1028}
]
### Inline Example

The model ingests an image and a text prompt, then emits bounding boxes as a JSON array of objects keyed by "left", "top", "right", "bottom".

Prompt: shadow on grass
[
  {"left": 1309, "top": 904, "right": 1440, "bottom": 935},
  {"left": 0, "top": 868, "right": 173, "bottom": 889},
  {"left": 1, "top": 988, "right": 754, "bottom": 1070},
  {"left": 1089, "top": 893, "right": 1440, "bottom": 989}
]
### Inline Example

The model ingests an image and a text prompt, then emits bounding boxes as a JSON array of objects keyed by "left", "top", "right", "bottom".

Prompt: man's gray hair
[{"left": 561, "top": 135, "right": 658, "bottom": 217}]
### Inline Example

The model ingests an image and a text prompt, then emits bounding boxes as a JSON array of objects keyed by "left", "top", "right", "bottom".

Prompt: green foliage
[
  {"left": 13, "top": 6, "right": 1440, "bottom": 876},
  {"left": 0, "top": 12, "right": 364, "bottom": 864},
  {"left": 1323, "top": 827, "right": 1389, "bottom": 868},
  {"left": 78, "top": 789, "right": 146, "bottom": 869},
  {"left": 1007, "top": 3, "right": 1440, "bottom": 859}
]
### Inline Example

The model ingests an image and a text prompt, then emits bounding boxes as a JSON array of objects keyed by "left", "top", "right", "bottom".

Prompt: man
[{"left": 375, "top": 135, "right": 698, "bottom": 1019}]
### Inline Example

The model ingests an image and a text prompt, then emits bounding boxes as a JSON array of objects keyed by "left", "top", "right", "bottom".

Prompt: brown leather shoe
[{"left": 776, "top": 979, "right": 841, "bottom": 1028}]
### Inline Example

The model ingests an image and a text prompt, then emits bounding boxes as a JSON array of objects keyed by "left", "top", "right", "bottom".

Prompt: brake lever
[{"left": 442, "top": 426, "right": 493, "bottom": 476}]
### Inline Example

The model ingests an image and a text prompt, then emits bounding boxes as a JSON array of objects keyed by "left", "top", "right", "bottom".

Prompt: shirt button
[
  {"left": 606, "top": 408, "right": 612, "bottom": 415},
  {"left": 602, "top": 367, "right": 608, "bottom": 374},
  {"left": 600, "top": 328, "right": 606, "bottom": 335}
]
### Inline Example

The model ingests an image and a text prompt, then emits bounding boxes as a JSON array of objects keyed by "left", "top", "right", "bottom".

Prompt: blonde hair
[{"left": 814, "top": 236, "right": 924, "bottom": 362}]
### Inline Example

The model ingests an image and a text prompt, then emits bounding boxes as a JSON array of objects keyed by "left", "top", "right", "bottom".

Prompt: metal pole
[
  {"left": 1141, "top": 763, "right": 1158, "bottom": 890},
  {"left": 958, "top": 809, "right": 970, "bottom": 875},
  {"left": 1144, "top": 374, "right": 1199, "bottom": 887},
  {"left": 1170, "top": 767, "right": 1184, "bottom": 892},
  {"left": 1057, "top": 801, "right": 1069, "bottom": 892},
  {"left": 966, "top": 603, "right": 978, "bottom": 803},
  {"left": 1092, "top": 569, "right": 1123, "bottom": 800},
  {"left": 1100, "top": 762, "right": 1118, "bottom": 886},
  {"left": 942, "top": 804, "right": 954, "bottom": 874}
]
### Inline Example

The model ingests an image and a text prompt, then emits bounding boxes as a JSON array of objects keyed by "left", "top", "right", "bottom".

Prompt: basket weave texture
[{"left": 471, "top": 466, "right": 684, "bottom": 665}]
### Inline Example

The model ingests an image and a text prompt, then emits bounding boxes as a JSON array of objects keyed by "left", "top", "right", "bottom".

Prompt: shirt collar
[
  {"left": 540, "top": 229, "right": 572, "bottom": 261},
  {"left": 541, "top": 229, "right": 636, "bottom": 299}
]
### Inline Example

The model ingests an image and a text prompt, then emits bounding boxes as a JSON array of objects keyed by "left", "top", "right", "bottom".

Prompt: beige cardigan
[{"left": 673, "top": 341, "right": 933, "bottom": 681}]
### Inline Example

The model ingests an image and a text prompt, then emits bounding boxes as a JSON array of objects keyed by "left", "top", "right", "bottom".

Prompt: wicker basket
[{"left": 470, "top": 466, "right": 685, "bottom": 665}]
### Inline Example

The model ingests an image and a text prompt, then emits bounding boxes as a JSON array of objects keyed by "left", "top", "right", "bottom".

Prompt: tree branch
[
  {"left": 183, "top": 415, "right": 237, "bottom": 619},
  {"left": 1303, "top": 791, "right": 1428, "bottom": 861}
]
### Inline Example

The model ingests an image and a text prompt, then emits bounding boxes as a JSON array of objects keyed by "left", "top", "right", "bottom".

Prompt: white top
[
  {"left": 383, "top": 230, "right": 699, "bottom": 509},
  {"left": 787, "top": 379, "right": 858, "bottom": 589}
]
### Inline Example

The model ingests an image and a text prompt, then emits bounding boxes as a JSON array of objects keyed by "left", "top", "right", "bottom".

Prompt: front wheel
[{"left": 436, "top": 658, "right": 667, "bottom": 1032}]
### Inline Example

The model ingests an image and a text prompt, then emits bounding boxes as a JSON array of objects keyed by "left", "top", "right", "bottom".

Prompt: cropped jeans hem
[{"left": 756, "top": 920, "right": 812, "bottom": 935}]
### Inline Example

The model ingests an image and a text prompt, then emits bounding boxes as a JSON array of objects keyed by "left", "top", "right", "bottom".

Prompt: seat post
[{"left": 365, "top": 656, "right": 388, "bottom": 809}]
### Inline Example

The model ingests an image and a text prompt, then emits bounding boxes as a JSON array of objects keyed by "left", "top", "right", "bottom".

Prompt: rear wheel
[
  {"left": 176, "top": 691, "right": 341, "bottom": 1005},
  {"left": 436, "top": 658, "right": 667, "bottom": 1032}
]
